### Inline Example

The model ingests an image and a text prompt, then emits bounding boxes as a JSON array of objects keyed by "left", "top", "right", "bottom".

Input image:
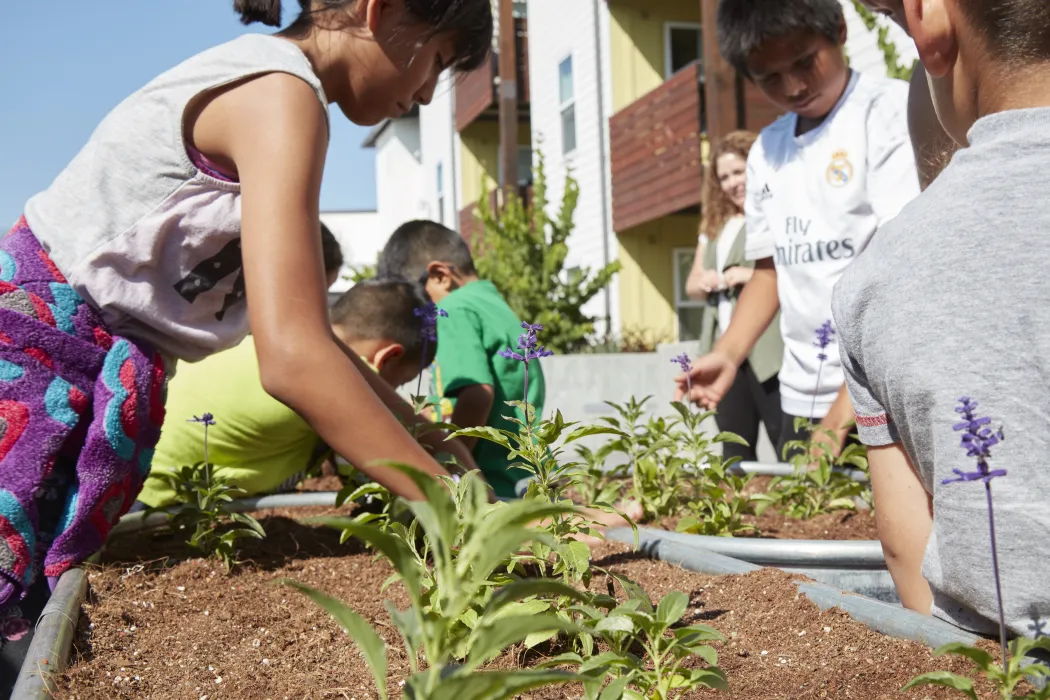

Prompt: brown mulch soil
[{"left": 58, "top": 511, "right": 998, "bottom": 700}]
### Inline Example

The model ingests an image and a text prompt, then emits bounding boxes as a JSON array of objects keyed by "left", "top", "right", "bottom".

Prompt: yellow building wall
[
  {"left": 608, "top": 0, "right": 702, "bottom": 112},
  {"left": 459, "top": 121, "right": 532, "bottom": 205},
  {"left": 608, "top": 0, "right": 704, "bottom": 338},
  {"left": 617, "top": 215, "right": 701, "bottom": 340}
]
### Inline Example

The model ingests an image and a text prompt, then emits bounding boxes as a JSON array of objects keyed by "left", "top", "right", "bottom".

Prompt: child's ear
[
  {"left": 837, "top": 14, "right": 848, "bottom": 46},
  {"left": 904, "top": 0, "right": 957, "bottom": 79},
  {"left": 373, "top": 343, "right": 405, "bottom": 374}
]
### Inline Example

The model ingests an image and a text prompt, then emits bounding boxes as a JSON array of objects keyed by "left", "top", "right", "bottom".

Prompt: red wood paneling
[
  {"left": 455, "top": 17, "right": 530, "bottom": 133},
  {"left": 610, "top": 62, "right": 704, "bottom": 233}
]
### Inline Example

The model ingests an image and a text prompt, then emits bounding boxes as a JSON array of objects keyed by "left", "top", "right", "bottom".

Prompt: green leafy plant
[
  {"left": 474, "top": 148, "right": 621, "bottom": 354},
  {"left": 903, "top": 638, "right": 1050, "bottom": 699},
  {"left": 665, "top": 402, "right": 770, "bottom": 537},
  {"left": 343, "top": 262, "right": 377, "bottom": 285},
  {"left": 285, "top": 465, "right": 590, "bottom": 700},
  {"left": 150, "top": 413, "right": 265, "bottom": 572},
  {"left": 572, "top": 442, "right": 625, "bottom": 508},
  {"left": 850, "top": 0, "right": 917, "bottom": 80},
  {"left": 769, "top": 418, "right": 870, "bottom": 519},
  {"left": 547, "top": 587, "right": 729, "bottom": 699}
]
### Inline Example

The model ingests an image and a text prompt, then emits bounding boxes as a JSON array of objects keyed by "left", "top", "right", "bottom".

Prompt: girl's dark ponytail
[{"left": 234, "top": 0, "right": 284, "bottom": 27}]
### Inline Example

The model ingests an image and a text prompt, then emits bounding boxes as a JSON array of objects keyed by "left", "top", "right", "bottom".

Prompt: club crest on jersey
[{"left": 826, "top": 150, "right": 854, "bottom": 188}]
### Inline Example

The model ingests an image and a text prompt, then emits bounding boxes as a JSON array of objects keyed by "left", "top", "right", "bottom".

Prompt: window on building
[
  {"left": 673, "top": 247, "right": 705, "bottom": 341},
  {"left": 665, "top": 23, "right": 703, "bottom": 78},
  {"left": 558, "top": 56, "right": 577, "bottom": 155},
  {"left": 497, "top": 145, "right": 535, "bottom": 188},
  {"left": 436, "top": 162, "right": 445, "bottom": 225}
]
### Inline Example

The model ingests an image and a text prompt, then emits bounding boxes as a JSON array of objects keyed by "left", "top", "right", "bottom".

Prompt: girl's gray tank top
[{"left": 24, "top": 34, "right": 328, "bottom": 363}]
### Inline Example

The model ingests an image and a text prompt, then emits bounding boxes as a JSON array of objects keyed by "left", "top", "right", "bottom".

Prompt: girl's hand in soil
[{"left": 722, "top": 265, "right": 754, "bottom": 289}]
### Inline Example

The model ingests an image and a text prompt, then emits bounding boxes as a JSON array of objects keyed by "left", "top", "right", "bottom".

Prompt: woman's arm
[
  {"left": 685, "top": 236, "right": 717, "bottom": 301},
  {"left": 198, "top": 72, "right": 450, "bottom": 500},
  {"left": 868, "top": 443, "right": 934, "bottom": 613}
]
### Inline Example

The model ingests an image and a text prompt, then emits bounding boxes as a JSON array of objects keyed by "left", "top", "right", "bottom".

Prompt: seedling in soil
[
  {"left": 904, "top": 397, "right": 1050, "bottom": 699},
  {"left": 285, "top": 465, "right": 591, "bottom": 700},
  {"left": 149, "top": 413, "right": 265, "bottom": 572},
  {"left": 547, "top": 586, "right": 729, "bottom": 699}
]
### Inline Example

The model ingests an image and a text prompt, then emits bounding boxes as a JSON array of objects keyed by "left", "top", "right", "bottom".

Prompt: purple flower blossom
[
  {"left": 188, "top": 413, "right": 215, "bottom": 426},
  {"left": 943, "top": 397, "right": 1006, "bottom": 484},
  {"left": 671, "top": 353, "right": 692, "bottom": 374},
  {"left": 942, "top": 396, "right": 1008, "bottom": 672},
  {"left": 499, "top": 322, "right": 554, "bottom": 363},
  {"left": 413, "top": 303, "right": 448, "bottom": 398},
  {"left": 414, "top": 303, "right": 448, "bottom": 343},
  {"left": 499, "top": 322, "right": 554, "bottom": 423},
  {"left": 814, "top": 320, "right": 835, "bottom": 362}
]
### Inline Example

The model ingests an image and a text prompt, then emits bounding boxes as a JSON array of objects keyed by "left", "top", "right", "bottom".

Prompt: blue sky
[{"left": 0, "top": 0, "right": 377, "bottom": 227}]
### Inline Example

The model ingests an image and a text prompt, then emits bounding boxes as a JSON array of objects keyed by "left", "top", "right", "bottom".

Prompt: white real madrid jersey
[{"left": 743, "top": 70, "right": 919, "bottom": 418}]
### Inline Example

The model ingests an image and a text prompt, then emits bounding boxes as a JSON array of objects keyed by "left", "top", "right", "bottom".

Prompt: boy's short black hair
[
  {"left": 376, "top": 220, "right": 477, "bottom": 283},
  {"left": 717, "top": 0, "right": 845, "bottom": 76},
  {"left": 330, "top": 278, "right": 435, "bottom": 368},
  {"left": 957, "top": 0, "right": 1050, "bottom": 60},
  {"left": 321, "top": 222, "right": 344, "bottom": 276}
]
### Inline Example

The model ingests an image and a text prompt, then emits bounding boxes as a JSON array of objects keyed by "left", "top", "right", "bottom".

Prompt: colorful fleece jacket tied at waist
[{"left": 0, "top": 217, "right": 166, "bottom": 605}]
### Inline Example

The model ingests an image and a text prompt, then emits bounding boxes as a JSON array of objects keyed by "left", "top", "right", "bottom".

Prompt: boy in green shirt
[
  {"left": 378, "top": 220, "right": 543, "bottom": 499},
  {"left": 139, "top": 277, "right": 439, "bottom": 508}
]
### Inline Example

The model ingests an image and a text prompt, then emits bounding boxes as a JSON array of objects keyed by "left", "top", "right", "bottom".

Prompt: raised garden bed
[{"left": 55, "top": 507, "right": 996, "bottom": 700}]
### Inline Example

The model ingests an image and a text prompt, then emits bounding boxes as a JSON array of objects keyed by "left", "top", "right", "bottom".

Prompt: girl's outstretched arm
[{"left": 195, "top": 71, "right": 449, "bottom": 500}]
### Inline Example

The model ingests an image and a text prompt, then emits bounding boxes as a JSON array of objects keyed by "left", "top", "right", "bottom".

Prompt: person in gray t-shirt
[{"left": 831, "top": 1, "right": 1050, "bottom": 639}]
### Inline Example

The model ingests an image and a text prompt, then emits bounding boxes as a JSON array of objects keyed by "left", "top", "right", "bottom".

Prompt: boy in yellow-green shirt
[{"left": 138, "top": 277, "right": 436, "bottom": 508}]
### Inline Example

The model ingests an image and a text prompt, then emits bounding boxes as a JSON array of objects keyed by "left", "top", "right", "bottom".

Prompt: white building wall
[
  {"left": 321, "top": 210, "right": 382, "bottom": 294},
  {"left": 526, "top": 0, "right": 617, "bottom": 335},
  {"left": 419, "top": 72, "right": 462, "bottom": 230},
  {"left": 373, "top": 118, "right": 428, "bottom": 237}
]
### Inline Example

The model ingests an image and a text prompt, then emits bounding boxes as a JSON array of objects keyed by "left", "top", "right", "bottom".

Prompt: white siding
[
  {"left": 419, "top": 72, "right": 462, "bottom": 229},
  {"left": 321, "top": 210, "right": 382, "bottom": 293},
  {"left": 373, "top": 118, "right": 428, "bottom": 237},
  {"left": 526, "top": 0, "right": 618, "bottom": 335}
]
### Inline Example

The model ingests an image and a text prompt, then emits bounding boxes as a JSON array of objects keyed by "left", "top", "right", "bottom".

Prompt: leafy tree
[
  {"left": 851, "top": 0, "right": 917, "bottom": 81},
  {"left": 473, "top": 150, "right": 621, "bottom": 354}
]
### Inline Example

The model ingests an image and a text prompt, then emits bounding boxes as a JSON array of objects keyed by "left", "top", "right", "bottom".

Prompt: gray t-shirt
[
  {"left": 832, "top": 108, "right": 1050, "bottom": 638},
  {"left": 24, "top": 34, "right": 327, "bottom": 363}
]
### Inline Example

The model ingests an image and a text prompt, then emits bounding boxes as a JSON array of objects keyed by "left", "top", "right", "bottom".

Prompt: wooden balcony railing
[
  {"left": 454, "top": 18, "right": 530, "bottom": 132},
  {"left": 610, "top": 62, "right": 706, "bottom": 233}
]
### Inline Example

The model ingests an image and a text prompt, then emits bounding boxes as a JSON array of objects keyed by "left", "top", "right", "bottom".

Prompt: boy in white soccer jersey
[{"left": 676, "top": 0, "right": 920, "bottom": 457}]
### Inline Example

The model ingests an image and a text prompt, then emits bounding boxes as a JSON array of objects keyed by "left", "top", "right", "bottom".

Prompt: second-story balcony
[
  {"left": 455, "top": 17, "right": 531, "bottom": 132},
  {"left": 609, "top": 61, "right": 706, "bottom": 234}
]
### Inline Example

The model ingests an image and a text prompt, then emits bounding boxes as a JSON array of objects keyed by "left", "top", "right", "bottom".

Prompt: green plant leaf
[
  {"left": 713, "top": 431, "right": 749, "bottom": 446},
  {"left": 606, "top": 571, "right": 653, "bottom": 614},
  {"left": 563, "top": 425, "right": 626, "bottom": 446},
  {"left": 900, "top": 671, "right": 978, "bottom": 699},
  {"left": 229, "top": 512, "right": 267, "bottom": 538},
  {"left": 466, "top": 615, "right": 580, "bottom": 670},
  {"left": 656, "top": 591, "right": 689, "bottom": 625},
  {"left": 931, "top": 642, "right": 995, "bottom": 670},
  {"left": 452, "top": 426, "right": 514, "bottom": 450},
  {"left": 826, "top": 497, "right": 858, "bottom": 511},
  {"left": 689, "top": 666, "right": 730, "bottom": 691},
  {"left": 424, "top": 669, "right": 584, "bottom": 700},
  {"left": 598, "top": 675, "right": 631, "bottom": 700},
  {"left": 281, "top": 581, "right": 388, "bottom": 700},
  {"left": 595, "top": 615, "right": 634, "bottom": 635},
  {"left": 488, "top": 579, "right": 591, "bottom": 612},
  {"left": 308, "top": 517, "right": 422, "bottom": 600}
]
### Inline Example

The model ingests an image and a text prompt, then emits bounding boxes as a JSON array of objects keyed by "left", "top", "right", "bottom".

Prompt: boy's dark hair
[
  {"left": 956, "top": 1, "right": 1050, "bottom": 60},
  {"left": 234, "top": 0, "right": 492, "bottom": 73},
  {"left": 320, "top": 222, "right": 344, "bottom": 276},
  {"left": 329, "top": 277, "right": 436, "bottom": 367},
  {"left": 717, "top": 0, "right": 845, "bottom": 76},
  {"left": 376, "top": 219, "right": 477, "bottom": 283}
]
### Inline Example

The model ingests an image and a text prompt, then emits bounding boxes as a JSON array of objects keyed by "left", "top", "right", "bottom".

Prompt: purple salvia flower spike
[
  {"left": 809, "top": 320, "right": 835, "bottom": 422},
  {"left": 498, "top": 321, "right": 554, "bottom": 424},
  {"left": 942, "top": 396, "right": 1008, "bottom": 674},
  {"left": 414, "top": 303, "right": 448, "bottom": 398},
  {"left": 671, "top": 352, "right": 693, "bottom": 401}
]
